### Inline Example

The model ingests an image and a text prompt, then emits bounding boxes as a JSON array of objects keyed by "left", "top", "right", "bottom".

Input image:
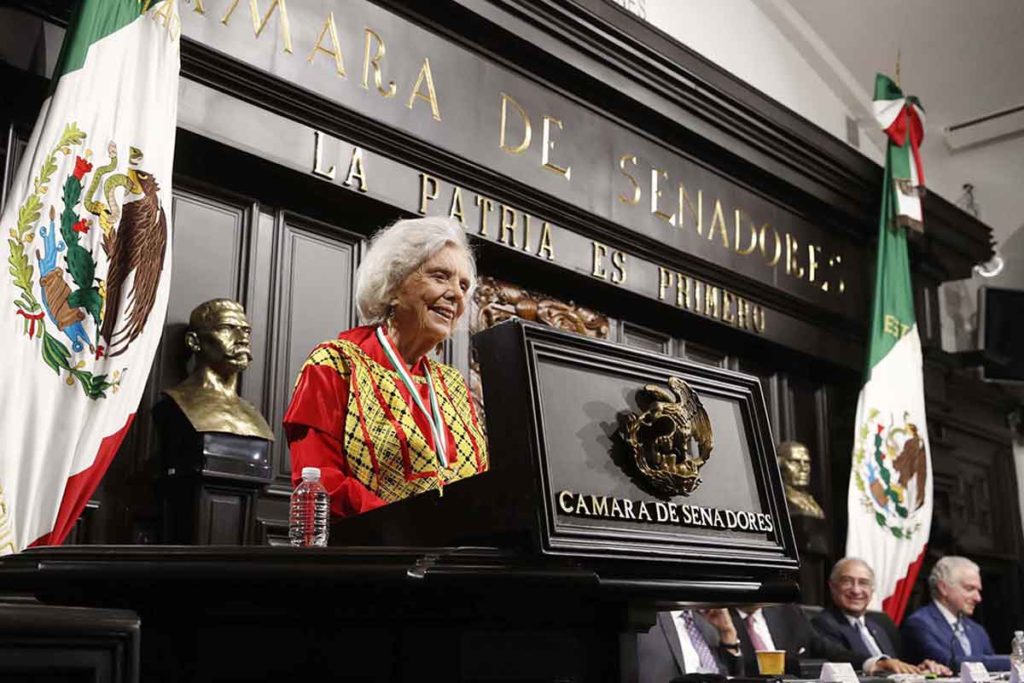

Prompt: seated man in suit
[
  {"left": 902, "top": 556, "right": 1010, "bottom": 671},
  {"left": 731, "top": 604, "right": 859, "bottom": 676},
  {"left": 813, "top": 558, "right": 951, "bottom": 675},
  {"left": 637, "top": 608, "right": 742, "bottom": 683}
]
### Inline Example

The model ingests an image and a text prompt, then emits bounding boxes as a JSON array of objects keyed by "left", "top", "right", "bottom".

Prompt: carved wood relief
[{"left": 468, "top": 276, "right": 610, "bottom": 418}]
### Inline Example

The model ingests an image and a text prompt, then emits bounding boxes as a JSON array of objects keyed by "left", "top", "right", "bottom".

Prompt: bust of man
[
  {"left": 163, "top": 299, "right": 274, "bottom": 441},
  {"left": 778, "top": 441, "right": 824, "bottom": 519}
]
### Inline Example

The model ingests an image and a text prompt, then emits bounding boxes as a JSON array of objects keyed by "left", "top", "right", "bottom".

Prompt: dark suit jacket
[
  {"left": 812, "top": 607, "right": 904, "bottom": 661},
  {"left": 902, "top": 602, "right": 1010, "bottom": 671},
  {"left": 731, "top": 605, "right": 862, "bottom": 676},
  {"left": 637, "top": 611, "right": 742, "bottom": 683}
]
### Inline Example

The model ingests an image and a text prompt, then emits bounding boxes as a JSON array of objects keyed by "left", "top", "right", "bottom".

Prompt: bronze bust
[
  {"left": 163, "top": 299, "right": 274, "bottom": 441},
  {"left": 777, "top": 441, "right": 824, "bottom": 519}
]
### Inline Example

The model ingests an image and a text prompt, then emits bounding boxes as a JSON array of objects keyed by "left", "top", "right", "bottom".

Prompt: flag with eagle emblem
[
  {"left": 0, "top": 0, "right": 179, "bottom": 553},
  {"left": 845, "top": 73, "right": 932, "bottom": 623}
]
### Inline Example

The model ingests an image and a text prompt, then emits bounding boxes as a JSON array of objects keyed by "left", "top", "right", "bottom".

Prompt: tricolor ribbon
[
  {"left": 873, "top": 73, "right": 927, "bottom": 232},
  {"left": 375, "top": 326, "right": 449, "bottom": 470},
  {"left": 873, "top": 74, "right": 926, "bottom": 186}
]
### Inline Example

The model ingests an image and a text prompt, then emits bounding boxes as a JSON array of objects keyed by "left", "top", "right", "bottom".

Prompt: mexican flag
[
  {"left": 0, "top": 0, "right": 180, "bottom": 553},
  {"left": 845, "top": 74, "right": 931, "bottom": 622}
]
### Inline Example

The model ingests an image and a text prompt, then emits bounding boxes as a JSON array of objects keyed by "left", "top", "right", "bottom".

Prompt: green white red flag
[
  {"left": 0, "top": 0, "right": 180, "bottom": 553},
  {"left": 845, "top": 74, "right": 932, "bottom": 622}
]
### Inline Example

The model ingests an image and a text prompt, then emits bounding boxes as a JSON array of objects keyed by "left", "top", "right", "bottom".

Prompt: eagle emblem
[
  {"left": 852, "top": 408, "right": 928, "bottom": 539},
  {"left": 622, "top": 376, "right": 714, "bottom": 497},
  {"left": 6, "top": 122, "right": 167, "bottom": 399}
]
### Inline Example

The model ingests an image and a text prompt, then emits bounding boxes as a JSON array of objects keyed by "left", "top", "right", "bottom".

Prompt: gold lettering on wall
[
  {"left": 785, "top": 233, "right": 804, "bottom": 279},
  {"left": 722, "top": 291, "right": 736, "bottom": 324},
  {"left": 618, "top": 154, "right": 641, "bottom": 206},
  {"left": 611, "top": 250, "right": 627, "bottom": 285},
  {"left": 221, "top": 0, "right": 293, "bottom": 54},
  {"left": 311, "top": 130, "right": 336, "bottom": 180},
  {"left": 658, "top": 267, "right": 671, "bottom": 301},
  {"left": 708, "top": 200, "right": 728, "bottom": 248},
  {"left": 406, "top": 58, "right": 441, "bottom": 121},
  {"left": 499, "top": 205, "right": 519, "bottom": 248},
  {"left": 734, "top": 209, "right": 758, "bottom": 255},
  {"left": 592, "top": 242, "right": 608, "bottom": 280},
  {"left": 191, "top": 0, "right": 206, "bottom": 13},
  {"left": 807, "top": 244, "right": 821, "bottom": 284},
  {"left": 449, "top": 187, "right": 465, "bottom": 226},
  {"left": 541, "top": 116, "right": 571, "bottom": 180},
  {"left": 419, "top": 173, "right": 439, "bottom": 214},
  {"left": 677, "top": 184, "right": 702, "bottom": 235},
  {"left": 650, "top": 168, "right": 676, "bottom": 226},
  {"left": 538, "top": 222, "right": 555, "bottom": 261},
  {"left": 475, "top": 195, "right": 495, "bottom": 236},
  {"left": 704, "top": 285, "right": 720, "bottom": 319},
  {"left": 499, "top": 93, "right": 531, "bottom": 155},
  {"left": 676, "top": 274, "right": 691, "bottom": 309},
  {"left": 344, "top": 147, "right": 368, "bottom": 192},
  {"left": 759, "top": 224, "right": 781, "bottom": 267},
  {"left": 307, "top": 12, "right": 345, "bottom": 76},
  {"left": 655, "top": 266, "right": 765, "bottom": 334},
  {"left": 362, "top": 28, "right": 397, "bottom": 98}
]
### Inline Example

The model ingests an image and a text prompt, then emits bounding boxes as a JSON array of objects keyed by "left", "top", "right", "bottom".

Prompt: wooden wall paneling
[
  {"left": 239, "top": 207, "right": 277, "bottom": 418},
  {"left": 679, "top": 341, "right": 727, "bottom": 368},
  {"left": 733, "top": 358, "right": 781, "bottom": 448},
  {"left": 265, "top": 213, "right": 360, "bottom": 495},
  {"left": 621, "top": 322, "right": 671, "bottom": 355}
]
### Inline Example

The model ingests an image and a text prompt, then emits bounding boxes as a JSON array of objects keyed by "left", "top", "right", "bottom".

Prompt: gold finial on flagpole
[{"left": 895, "top": 48, "right": 902, "bottom": 87}]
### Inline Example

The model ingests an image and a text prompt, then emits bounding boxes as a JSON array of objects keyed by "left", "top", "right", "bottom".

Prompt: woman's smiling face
[{"left": 391, "top": 244, "right": 472, "bottom": 351}]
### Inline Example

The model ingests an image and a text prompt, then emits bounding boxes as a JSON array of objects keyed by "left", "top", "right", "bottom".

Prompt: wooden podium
[{"left": 0, "top": 321, "right": 799, "bottom": 682}]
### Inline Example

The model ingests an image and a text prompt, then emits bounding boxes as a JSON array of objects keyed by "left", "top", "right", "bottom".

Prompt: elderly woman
[{"left": 284, "top": 217, "right": 489, "bottom": 518}]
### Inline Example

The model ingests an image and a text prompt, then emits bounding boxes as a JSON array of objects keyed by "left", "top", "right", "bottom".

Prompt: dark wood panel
[
  {"left": 620, "top": 321, "right": 670, "bottom": 355},
  {"left": 266, "top": 216, "right": 360, "bottom": 490}
]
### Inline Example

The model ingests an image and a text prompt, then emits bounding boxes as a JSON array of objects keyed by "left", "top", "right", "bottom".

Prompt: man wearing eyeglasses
[{"left": 813, "top": 558, "right": 951, "bottom": 675}]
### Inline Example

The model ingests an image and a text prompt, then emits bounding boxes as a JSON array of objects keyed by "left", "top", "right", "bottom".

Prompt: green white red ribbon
[{"left": 376, "top": 326, "right": 449, "bottom": 468}]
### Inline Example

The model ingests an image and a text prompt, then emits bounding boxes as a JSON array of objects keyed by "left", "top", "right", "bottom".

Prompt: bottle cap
[{"left": 301, "top": 467, "right": 321, "bottom": 481}]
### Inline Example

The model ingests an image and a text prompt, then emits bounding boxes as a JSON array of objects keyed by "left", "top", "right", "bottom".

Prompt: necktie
[
  {"left": 745, "top": 613, "right": 768, "bottom": 651},
  {"left": 682, "top": 611, "right": 721, "bottom": 674},
  {"left": 855, "top": 618, "right": 884, "bottom": 657},
  {"left": 954, "top": 619, "right": 973, "bottom": 656}
]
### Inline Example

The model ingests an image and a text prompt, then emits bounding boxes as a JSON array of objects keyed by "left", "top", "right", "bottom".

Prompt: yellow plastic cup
[{"left": 755, "top": 649, "right": 786, "bottom": 676}]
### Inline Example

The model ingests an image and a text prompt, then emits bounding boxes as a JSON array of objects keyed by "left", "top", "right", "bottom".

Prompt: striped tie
[{"left": 682, "top": 611, "right": 721, "bottom": 674}]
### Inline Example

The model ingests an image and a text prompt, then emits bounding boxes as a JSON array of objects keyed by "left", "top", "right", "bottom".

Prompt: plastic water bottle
[
  {"left": 1011, "top": 630, "right": 1024, "bottom": 670},
  {"left": 289, "top": 467, "right": 329, "bottom": 547}
]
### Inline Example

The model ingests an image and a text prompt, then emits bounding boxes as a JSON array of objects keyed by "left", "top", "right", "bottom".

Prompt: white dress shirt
[{"left": 935, "top": 600, "right": 960, "bottom": 627}]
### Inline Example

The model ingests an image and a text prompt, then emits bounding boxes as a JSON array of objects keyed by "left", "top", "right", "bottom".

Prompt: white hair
[
  {"left": 928, "top": 556, "right": 979, "bottom": 598},
  {"left": 355, "top": 216, "right": 476, "bottom": 325},
  {"left": 830, "top": 557, "right": 874, "bottom": 585}
]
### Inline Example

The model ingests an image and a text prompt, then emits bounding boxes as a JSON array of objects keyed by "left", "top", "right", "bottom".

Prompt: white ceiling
[{"left": 785, "top": 0, "right": 1024, "bottom": 130}]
